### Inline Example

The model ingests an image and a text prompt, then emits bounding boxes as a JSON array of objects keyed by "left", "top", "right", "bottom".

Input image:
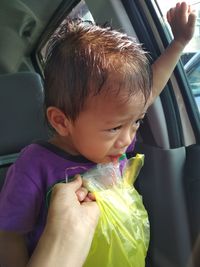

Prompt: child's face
[{"left": 65, "top": 87, "right": 149, "bottom": 164}]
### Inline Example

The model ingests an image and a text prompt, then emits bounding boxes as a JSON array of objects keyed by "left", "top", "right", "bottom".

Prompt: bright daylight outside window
[{"left": 153, "top": 0, "right": 200, "bottom": 112}]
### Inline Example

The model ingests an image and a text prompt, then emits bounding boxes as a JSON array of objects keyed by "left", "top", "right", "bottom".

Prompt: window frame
[{"left": 121, "top": 0, "right": 200, "bottom": 145}]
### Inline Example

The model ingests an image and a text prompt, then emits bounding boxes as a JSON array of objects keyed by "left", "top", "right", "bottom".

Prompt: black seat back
[
  {"left": 0, "top": 72, "right": 49, "bottom": 188},
  {"left": 0, "top": 72, "right": 49, "bottom": 156}
]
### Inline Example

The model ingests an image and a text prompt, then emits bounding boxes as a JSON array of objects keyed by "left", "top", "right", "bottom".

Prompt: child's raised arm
[{"left": 150, "top": 2, "right": 196, "bottom": 104}]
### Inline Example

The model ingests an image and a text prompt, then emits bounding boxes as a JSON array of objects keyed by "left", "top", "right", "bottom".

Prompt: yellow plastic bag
[{"left": 82, "top": 154, "right": 149, "bottom": 267}]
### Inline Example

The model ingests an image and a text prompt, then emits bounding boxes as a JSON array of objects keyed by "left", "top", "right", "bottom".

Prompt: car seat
[{"left": 0, "top": 72, "right": 49, "bottom": 189}]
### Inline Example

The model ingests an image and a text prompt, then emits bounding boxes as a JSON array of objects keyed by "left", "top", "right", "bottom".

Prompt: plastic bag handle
[{"left": 123, "top": 154, "right": 144, "bottom": 186}]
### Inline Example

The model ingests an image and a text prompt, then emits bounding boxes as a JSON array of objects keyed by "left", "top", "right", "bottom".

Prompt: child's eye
[
  {"left": 136, "top": 118, "right": 144, "bottom": 125},
  {"left": 135, "top": 119, "right": 144, "bottom": 127},
  {"left": 107, "top": 125, "right": 122, "bottom": 133}
]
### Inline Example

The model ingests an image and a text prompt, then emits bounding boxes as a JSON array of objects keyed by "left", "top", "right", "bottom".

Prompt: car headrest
[{"left": 0, "top": 72, "right": 49, "bottom": 156}]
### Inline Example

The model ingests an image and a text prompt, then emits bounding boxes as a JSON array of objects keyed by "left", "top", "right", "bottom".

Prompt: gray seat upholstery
[{"left": 0, "top": 72, "right": 49, "bottom": 156}]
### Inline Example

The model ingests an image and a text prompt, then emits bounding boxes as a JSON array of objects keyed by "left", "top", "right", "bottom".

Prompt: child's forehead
[
  {"left": 93, "top": 69, "right": 144, "bottom": 98},
  {"left": 86, "top": 87, "right": 147, "bottom": 115},
  {"left": 90, "top": 73, "right": 132, "bottom": 98},
  {"left": 84, "top": 71, "right": 150, "bottom": 115},
  {"left": 80, "top": 92, "right": 147, "bottom": 129}
]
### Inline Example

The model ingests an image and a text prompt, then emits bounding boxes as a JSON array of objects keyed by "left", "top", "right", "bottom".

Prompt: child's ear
[{"left": 46, "top": 107, "right": 70, "bottom": 136}]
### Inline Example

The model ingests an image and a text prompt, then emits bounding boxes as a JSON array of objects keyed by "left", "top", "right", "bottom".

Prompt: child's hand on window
[{"left": 167, "top": 2, "right": 196, "bottom": 48}]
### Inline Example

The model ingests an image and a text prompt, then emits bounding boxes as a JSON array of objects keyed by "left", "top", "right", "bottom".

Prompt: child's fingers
[
  {"left": 169, "top": 8, "right": 174, "bottom": 20},
  {"left": 166, "top": 10, "right": 171, "bottom": 24},
  {"left": 167, "top": 8, "right": 175, "bottom": 24},
  {"left": 175, "top": 2, "right": 181, "bottom": 18},
  {"left": 188, "top": 4, "right": 191, "bottom": 14},
  {"left": 188, "top": 12, "right": 197, "bottom": 28},
  {"left": 187, "top": 13, "right": 196, "bottom": 39},
  {"left": 178, "top": 2, "right": 188, "bottom": 24}
]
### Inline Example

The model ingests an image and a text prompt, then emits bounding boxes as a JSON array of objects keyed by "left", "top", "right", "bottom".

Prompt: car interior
[{"left": 1, "top": 0, "right": 200, "bottom": 267}]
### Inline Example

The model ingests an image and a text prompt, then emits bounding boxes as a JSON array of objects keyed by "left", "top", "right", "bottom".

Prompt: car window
[
  {"left": 152, "top": 0, "right": 200, "bottom": 113},
  {"left": 38, "top": 0, "right": 93, "bottom": 71},
  {"left": 68, "top": 0, "right": 94, "bottom": 21}
]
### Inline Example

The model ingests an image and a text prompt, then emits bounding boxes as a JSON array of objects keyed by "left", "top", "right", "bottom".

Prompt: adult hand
[
  {"left": 28, "top": 176, "right": 100, "bottom": 267},
  {"left": 47, "top": 175, "right": 100, "bottom": 236}
]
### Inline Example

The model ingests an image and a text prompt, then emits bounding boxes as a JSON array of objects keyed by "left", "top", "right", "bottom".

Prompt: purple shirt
[{"left": 0, "top": 140, "right": 135, "bottom": 255}]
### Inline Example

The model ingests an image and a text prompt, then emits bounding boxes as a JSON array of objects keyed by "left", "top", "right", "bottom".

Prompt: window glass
[
  {"left": 152, "top": 0, "right": 200, "bottom": 111},
  {"left": 39, "top": 0, "right": 93, "bottom": 69},
  {"left": 68, "top": 0, "right": 94, "bottom": 21}
]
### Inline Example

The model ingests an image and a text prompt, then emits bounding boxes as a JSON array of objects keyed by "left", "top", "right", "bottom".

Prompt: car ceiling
[{"left": 0, "top": 0, "right": 65, "bottom": 74}]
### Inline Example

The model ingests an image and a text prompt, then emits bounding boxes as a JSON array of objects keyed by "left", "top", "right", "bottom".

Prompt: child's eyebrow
[{"left": 105, "top": 112, "right": 147, "bottom": 125}]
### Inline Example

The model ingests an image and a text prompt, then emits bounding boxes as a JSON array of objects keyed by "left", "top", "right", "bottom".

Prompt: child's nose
[{"left": 115, "top": 129, "right": 135, "bottom": 150}]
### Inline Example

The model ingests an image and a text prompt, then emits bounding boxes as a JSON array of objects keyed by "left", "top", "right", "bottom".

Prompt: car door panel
[{"left": 135, "top": 142, "right": 191, "bottom": 267}]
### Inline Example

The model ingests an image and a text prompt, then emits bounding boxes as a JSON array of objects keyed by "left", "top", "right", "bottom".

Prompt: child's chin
[
  {"left": 99, "top": 157, "right": 112, "bottom": 164},
  {"left": 92, "top": 157, "right": 111, "bottom": 164}
]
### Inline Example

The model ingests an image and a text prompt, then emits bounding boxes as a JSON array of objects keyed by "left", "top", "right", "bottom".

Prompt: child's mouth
[{"left": 109, "top": 154, "right": 122, "bottom": 164}]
